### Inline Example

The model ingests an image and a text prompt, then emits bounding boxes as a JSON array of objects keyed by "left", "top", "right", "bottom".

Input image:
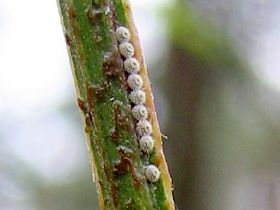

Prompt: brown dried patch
[
  {"left": 67, "top": 6, "right": 76, "bottom": 19},
  {"left": 94, "top": 85, "right": 105, "bottom": 101},
  {"left": 107, "top": 2, "right": 117, "bottom": 27},
  {"left": 104, "top": 158, "right": 118, "bottom": 208},
  {"left": 113, "top": 146, "right": 133, "bottom": 175},
  {"left": 84, "top": 114, "right": 92, "bottom": 133},
  {"left": 90, "top": 81, "right": 111, "bottom": 102},
  {"left": 109, "top": 127, "right": 118, "bottom": 142},
  {"left": 113, "top": 159, "right": 127, "bottom": 175},
  {"left": 85, "top": 84, "right": 97, "bottom": 125},
  {"left": 84, "top": 126, "right": 90, "bottom": 134},
  {"left": 77, "top": 98, "right": 87, "bottom": 113},
  {"left": 103, "top": 49, "right": 124, "bottom": 79},
  {"left": 86, "top": 1, "right": 104, "bottom": 45},
  {"left": 87, "top": 84, "right": 102, "bottom": 109},
  {"left": 77, "top": 98, "right": 91, "bottom": 133},
  {"left": 65, "top": 33, "right": 71, "bottom": 46},
  {"left": 119, "top": 74, "right": 127, "bottom": 88},
  {"left": 86, "top": 4, "right": 102, "bottom": 28},
  {"left": 67, "top": 6, "right": 81, "bottom": 55},
  {"left": 113, "top": 101, "right": 129, "bottom": 131},
  {"left": 113, "top": 146, "right": 141, "bottom": 189},
  {"left": 86, "top": 85, "right": 95, "bottom": 109},
  {"left": 84, "top": 83, "right": 119, "bottom": 207}
]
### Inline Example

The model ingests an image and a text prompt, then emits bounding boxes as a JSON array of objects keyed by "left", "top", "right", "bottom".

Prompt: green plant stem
[{"left": 57, "top": 0, "right": 175, "bottom": 209}]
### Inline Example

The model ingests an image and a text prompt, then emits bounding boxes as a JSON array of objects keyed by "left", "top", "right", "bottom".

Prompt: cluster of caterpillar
[{"left": 115, "top": 26, "right": 160, "bottom": 183}]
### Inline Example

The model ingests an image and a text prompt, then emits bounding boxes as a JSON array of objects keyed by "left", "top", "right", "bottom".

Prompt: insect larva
[
  {"left": 119, "top": 42, "right": 134, "bottom": 58},
  {"left": 136, "top": 119, "right": 152, "bottom": 136},
  {"left": 144, "top": 165, "right": 161, "bottom": 182},
  {"left": 124, "top": 58, "right": 140, "bottom": 74},
  {"left": 129, "top": 90, "right": 146, "bottom": 105},
  {"left": 115, "top": 26, "right": 131, "bottom": 43},
  {"left": 131, "top": 104, "right": 148, "bottom": 120},
  {"left": 139, "top": 135, "right": 154, "bottom": 154},
  {"left": 127, "top": 74, "right": 143, "bottom": 90}
]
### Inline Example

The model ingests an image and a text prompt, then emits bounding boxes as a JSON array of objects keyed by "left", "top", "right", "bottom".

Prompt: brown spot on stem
[
  {"left": 67, "top": 6, "right": 82, "bottom": 58},
  {"left": 103, "top": 49, "right": 124, "bottom": 79},
  {"left": 86, "top": 4, "right": 102, "bottom": 28},
  {"left": 84, "top": 114, "right": 92, "bottom": 133},
  {"left": 104, "top": 159, "right": 118, "bottom": 208},
  {"left": 77, "top": 98, "right": 87, "bottom": 113},
  {"left": 84, "top": 84, "right": 119, "bottom": 207},
  {"left": 113, "top": 100, "right": 129, "bottom": 131},
  {"left": 111, "top": 184, "right": 118, "bottom": 208},
  {"left": 77, "top": 98, "right": 91, "bottom": 133},
  {"left": 84, "top": 126, "right": 90, "bottom": 134},
  {"left": 91, "top": 0, "right": 101, "bottom": 11},
  {"left": 107, "top": 2, "right": 117, "bottom": 27},
  {"left": 113, "top": 159, "right": 126, "bottom": 175},
  {"left": 109, "top": 127, "right": 118, "bottom": 142},
  {"left": 119, "top": 74, "right": 127, "bottom": 88},
  {"left": 86, "top": 1, "right": 104, "bottom": 44},
  {"left": 86, "top": 85, "right": 95, "bottom": 109},
  {"left": 65, "top": 33, "right": 71, "bottom": 46},
  {"left": 68, "top": 6, "right": 76, "bottom": 19},
  {"left": 91, "top": 81, "right": 111, "bottom": 102},
  {"left": 114, "top": 146, "right": 141, "bottom": 189},
  {"left": 84, "top": 84, "right": 98, "bottom": 127},
  {"left": 94, "top": 85, "right": 105, "bottom": 101}
]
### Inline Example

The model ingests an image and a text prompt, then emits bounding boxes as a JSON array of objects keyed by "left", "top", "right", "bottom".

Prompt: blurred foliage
[
  {"left": 0, "top": 146, "right": 98, "bottom": 210},
  {"left": 167, "top": 2, "right": 238, "bottom": 69},
  {"left": 163, "top": 1, "right": 280, "bottom": 210}
]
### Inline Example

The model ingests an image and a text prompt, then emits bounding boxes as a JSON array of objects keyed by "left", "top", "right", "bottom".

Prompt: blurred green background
[{"left": 1, "top": 0, "right": 280, "bottom": 209}]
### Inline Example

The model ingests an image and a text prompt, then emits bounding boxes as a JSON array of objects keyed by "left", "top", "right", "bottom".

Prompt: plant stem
[{"left": 57, "top": 0, "right": 175, "bottom": 209}]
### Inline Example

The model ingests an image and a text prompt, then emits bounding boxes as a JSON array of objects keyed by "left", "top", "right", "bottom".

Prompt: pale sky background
[{"left": 0, "top": 0, "right": 168, "bottom": 179}]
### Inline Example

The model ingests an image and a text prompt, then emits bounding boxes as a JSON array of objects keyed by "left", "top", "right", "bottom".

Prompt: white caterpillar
[
  {"left": 144, "top": 165, "right": 161, "bottom": 182},
  {"left": 139, "top": 135, "right": 154, "bottom": 154},
  {"left": 119, "top": 42, "right": 134, "bottom": 58},
  {"left": 131, "top": 104, "right": 148, "bottom": 120},
  {"left": 116, "top": 26, "right": 131, "bottom": 43},
  {"left": 136, "top": 119, "right": 153, "bottom": 136},
  {"left": 127, "top": 74, "right": 143, "bottom": 90},
  {"left": 124, "top": 58, "right": 140, "bottom": 74}
]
